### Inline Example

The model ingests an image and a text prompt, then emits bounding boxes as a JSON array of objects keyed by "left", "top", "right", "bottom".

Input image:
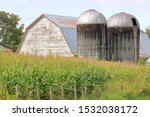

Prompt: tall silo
[
  {"left": 107, "top": 12, "right": 140, "bottom": 63},
  {"left": 77, "top": 9, "right": 107, "bottom": 59}
]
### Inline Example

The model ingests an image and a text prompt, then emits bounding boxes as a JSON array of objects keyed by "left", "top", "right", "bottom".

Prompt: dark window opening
[{"left": 132, "top": 18, "right": 137, "bottom": 26}]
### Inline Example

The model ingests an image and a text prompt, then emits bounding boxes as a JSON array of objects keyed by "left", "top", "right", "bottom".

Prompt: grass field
[{"left": 0, "top": 52, "right": 150, "bottom": 100}]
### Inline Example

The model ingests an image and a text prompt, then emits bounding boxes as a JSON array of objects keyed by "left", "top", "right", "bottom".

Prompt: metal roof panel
[
  {"left": 60, "top": 27, "right": 77, "bottom": 54},
  {"left": 44, "top": 14, "right": 77, "bottom": 28},
  {"left": 140, "top": 31, "right": 150, "bottom": 57}
]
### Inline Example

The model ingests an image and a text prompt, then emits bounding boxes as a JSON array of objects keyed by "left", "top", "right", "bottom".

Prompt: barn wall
[{"left": 19, "top": 17, "right": 72, "bottom": 56}]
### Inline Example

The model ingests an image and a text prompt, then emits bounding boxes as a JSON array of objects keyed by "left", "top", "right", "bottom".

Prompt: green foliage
[
  {"left": 0, "top": 11, "right": 24, "bottom": 50},
  {"left": 138, "top": 57, "right": 147, "bottom": 65},
  {"left": 0, "top": 52, "right": 150, "bottom": 100},
  {"left": 74, "top": 54, "right": 79, "bottom": 58},
  {"left": 146, "top": 26, "right": 150, "bottom": 39}
]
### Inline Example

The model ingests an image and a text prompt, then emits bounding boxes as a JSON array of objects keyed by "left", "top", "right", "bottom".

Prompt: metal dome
[
  {"left": 108, "top": 12, "right": 140, "bottom": 27},
  {"left": 77, "top": 9, "right": 107, "bottom": 24}
]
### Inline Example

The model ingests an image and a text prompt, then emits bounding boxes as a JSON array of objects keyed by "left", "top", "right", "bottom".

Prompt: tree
[
  {"left": 145, "top": 26, "right": 150, "bottom": 39},
  {"left": 0, "top": 11, "right": 24, "bottom": 50}
]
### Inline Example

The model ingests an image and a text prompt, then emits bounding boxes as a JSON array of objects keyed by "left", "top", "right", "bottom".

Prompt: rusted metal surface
[
  {"left": 78, "top": 9, "right": 107, "bottom": 24},
  {"left": 44, "top": 14, "right": 77, "bottom": 28}
]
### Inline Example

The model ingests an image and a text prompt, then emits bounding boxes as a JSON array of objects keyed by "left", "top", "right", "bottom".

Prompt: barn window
[{"left": 132, "top": 18, "right": 137, "bottom": 26}]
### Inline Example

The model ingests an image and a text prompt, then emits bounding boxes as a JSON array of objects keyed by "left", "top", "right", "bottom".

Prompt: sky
[{"left": 0, "top": 0, "right": 150, "bottom": 30}]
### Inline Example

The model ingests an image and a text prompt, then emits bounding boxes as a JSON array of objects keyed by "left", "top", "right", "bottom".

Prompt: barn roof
[
  {"left": 60, "top": 27, "right": 77, "bottom": 54},
  {"left": 140, "top": 31, "right": 150, "bottom": 57},
  {"left": 44, "top": 14, "right": 77, "bottom": 28}
]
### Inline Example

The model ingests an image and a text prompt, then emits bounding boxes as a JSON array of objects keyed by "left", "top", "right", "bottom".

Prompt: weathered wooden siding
[{"left": 19, "top": 17, "right": 72, "bottom": 56}]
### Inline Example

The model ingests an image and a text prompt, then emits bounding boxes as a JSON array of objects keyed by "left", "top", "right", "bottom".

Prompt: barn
[
  {"left": 0, "top": 43, "right": 11, "bottom": 51},
  {"left": 18, "top": 13, "right": 150, "bottom": 61},
  {"left": 17, "top": 14, "right": 77, "bottom": 56},
  {"left": 146, "top": 57, "right": 150, "bottom": 64}
]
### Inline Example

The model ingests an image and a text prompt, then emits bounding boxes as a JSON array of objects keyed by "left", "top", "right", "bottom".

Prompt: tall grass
[{"left": 0, "top": 52, "right": 150, "bottom": 100}]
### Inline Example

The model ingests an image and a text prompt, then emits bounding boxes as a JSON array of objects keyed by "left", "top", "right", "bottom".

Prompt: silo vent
[
  {"left": 107, "top": 12, "right": 140, "bottom": 27},
  {"left": 132, "top": 18, "right": 137, "bottom": 26}
]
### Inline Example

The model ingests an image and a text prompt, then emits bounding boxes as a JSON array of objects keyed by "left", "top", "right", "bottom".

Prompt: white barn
[
  {"left": 17, "top": 14, "right": 77, "bottom": 56},
  {"left": 18, "top": 14, "right": 150, "bottom": 60}
]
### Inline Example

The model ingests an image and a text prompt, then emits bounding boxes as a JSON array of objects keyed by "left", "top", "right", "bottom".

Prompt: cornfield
[{"left": 0, "top": 52, "right": 150, "bottom": 100}]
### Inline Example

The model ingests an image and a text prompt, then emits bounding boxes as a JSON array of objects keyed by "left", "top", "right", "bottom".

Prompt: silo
[
  {"left": 107, "top": 12, "right": 140, "bottom": 63},
  {"left": 77, "top": 9, "right": 107, "bottom": 59}
]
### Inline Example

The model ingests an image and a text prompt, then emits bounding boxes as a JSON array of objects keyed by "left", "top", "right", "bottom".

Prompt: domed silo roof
[
  {"left": 108, "top": 12, "right": 140, "bottom": 27},
  {"left": 77, "top": 9, "right": 107, "bottom": 24}
]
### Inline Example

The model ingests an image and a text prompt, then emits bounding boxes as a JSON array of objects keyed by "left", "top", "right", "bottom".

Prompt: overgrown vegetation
[
  {"left": 0, "top": 52, "right": 150, "bottom": 100},
  {"left": 138, "top": 57, "right": 147, "bottom": 65}
]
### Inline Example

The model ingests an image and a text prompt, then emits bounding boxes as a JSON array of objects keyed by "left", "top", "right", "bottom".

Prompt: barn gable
[
  {"left": 18, "top": 14, "right": 77, "bottom": 56},
  {"left": 44, "top": 14, "right": 77, "bottom": 54}
]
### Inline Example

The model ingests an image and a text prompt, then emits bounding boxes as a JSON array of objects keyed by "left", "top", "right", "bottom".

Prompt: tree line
[
  {"left": 0, "top": 11, "right": 24, "bottom": 51},
  {"left": 146, "top": 26, "right": 150, "bottom": 38}
]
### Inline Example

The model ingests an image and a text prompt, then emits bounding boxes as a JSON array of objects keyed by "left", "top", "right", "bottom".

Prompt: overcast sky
[{"left": 0, "top": 0, "right": 149, "bottom": 30}]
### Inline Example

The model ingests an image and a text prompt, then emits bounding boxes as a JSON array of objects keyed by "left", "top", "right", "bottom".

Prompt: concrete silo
[
  {"left": 77, "top": 9, "right": 107, "bottom": 59},
  {"left": 107, "top": 12, "right": 140, "bottom": 63}
]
